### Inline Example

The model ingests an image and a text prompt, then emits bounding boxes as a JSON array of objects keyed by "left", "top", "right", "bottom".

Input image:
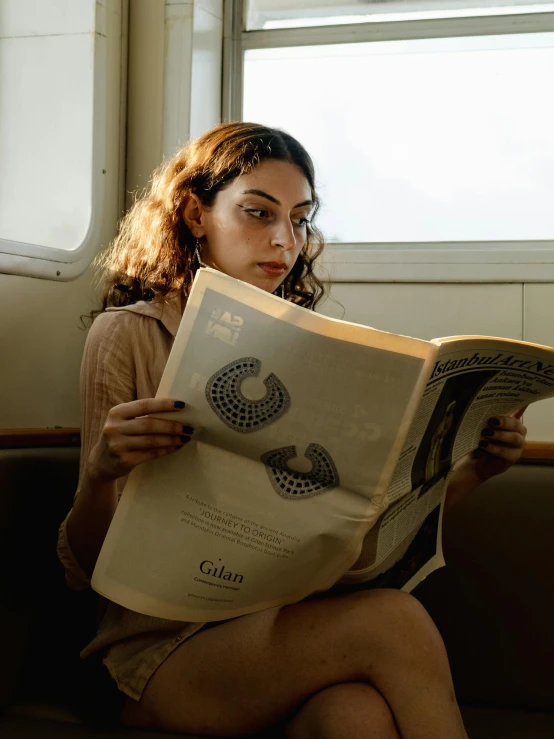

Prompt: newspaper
[{"left": 91, "top": 270, "right": 554, "bottom": 621}]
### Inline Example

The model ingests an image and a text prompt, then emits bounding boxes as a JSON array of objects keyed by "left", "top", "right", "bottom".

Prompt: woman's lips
[{"left": 258, "top": 262, "right": 287, "bottom": 276}]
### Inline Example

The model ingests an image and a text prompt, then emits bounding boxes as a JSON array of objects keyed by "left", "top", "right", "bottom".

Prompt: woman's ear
[{"left": 181, "top": 192, "right": 205, "bottom": 237}]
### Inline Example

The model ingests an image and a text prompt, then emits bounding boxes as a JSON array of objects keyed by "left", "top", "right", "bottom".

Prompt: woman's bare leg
[
  {"left": 284, "top": 683, "right": 400, "bottom": 739},
  {"left": 121, "top": 589, "right": 467, "bottom": 739}
]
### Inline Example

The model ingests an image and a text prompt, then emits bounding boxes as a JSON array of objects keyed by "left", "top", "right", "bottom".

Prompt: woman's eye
[
  {"left": 243, "top": 207, "right": 270, "bottom": 219},
  {"left": 293, "top": 216, "right": 311, "bottom": 227}
]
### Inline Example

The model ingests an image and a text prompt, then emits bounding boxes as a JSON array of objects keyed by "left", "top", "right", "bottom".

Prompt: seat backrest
[
  {"left": 415, "top": 463, "right": 554, "bottom": 710},
  {"left": 0, "top": 447, "right": 97, "bottom": 712},
  {"left": 1, "top": 447, "right": 553, "bottom": 714}
]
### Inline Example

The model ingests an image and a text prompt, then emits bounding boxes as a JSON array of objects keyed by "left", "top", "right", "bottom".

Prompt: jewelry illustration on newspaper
[
  {"left": 260, "top": 444, "right": 340, "bottom": 500},
  {"left": 205, "top": 356, "right": 339, "bottom": 499},
  {"left": 205, "top": 357, "right": 291, "bottom": 432}
]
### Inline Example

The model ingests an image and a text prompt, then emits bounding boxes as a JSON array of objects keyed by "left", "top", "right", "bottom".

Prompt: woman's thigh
[{"left": 122, "top": 589, "right": 444, "bottom": 737}]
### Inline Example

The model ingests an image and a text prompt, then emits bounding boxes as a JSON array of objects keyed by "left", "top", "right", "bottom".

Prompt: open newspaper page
[
  {"left": 92, "top": 269, "right": 433, "bottom": 622},
  {"left": 343, "top": 336, "right": 554, "bottom": 592}
]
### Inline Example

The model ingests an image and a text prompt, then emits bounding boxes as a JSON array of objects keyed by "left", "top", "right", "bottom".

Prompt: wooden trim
[
  {"left": 0, "top": 428, "right": 81, "bottom": 449},
  {"left": 520, "top": 442, "right": 554, "bottom": 464}
]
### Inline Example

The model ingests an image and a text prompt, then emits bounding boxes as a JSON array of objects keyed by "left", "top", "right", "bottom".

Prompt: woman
[{"left": 58, "top": 122, "right": 526, "bottom": 738}]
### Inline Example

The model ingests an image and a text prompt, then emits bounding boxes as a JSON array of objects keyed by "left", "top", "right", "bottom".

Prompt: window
[
  {"left": 244, "top": 34, "right": 554, "bottom": 244},
  {"left": 225, "top": 1, "right": 554, "bottom": 280},
  {"left": 0, "top": 0, "right": 112, "bottom": 280},
  {"left": 246, "top": 0, "right": 554, "bottom": 29}
]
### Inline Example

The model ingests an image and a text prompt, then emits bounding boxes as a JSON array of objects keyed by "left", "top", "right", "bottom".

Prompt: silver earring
[
  {"left": 194, "top": 239, "right": 206, "bottom": 269},
  {"left": 280, "top": 283, "right": 286, "bottom": 299}
]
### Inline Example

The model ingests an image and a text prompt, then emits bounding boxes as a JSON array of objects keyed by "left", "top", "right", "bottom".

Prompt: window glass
[
  {"left": 246, "top": 1, "right": 554, "bottom": 30},
  {"left": 243, "top": 33, "right": 554, "bottom": 243},
  {"left": 0, "top": 34, "right": 94, "bottom": 252}
]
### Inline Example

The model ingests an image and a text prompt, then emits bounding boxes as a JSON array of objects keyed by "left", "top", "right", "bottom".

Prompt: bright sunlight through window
[{"left": 243, "top": 33, "right": 554, "bottom": 244}]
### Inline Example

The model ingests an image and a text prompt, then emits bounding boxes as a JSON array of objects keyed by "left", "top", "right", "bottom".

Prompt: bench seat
[{"left": 1, "top": 447, "right": 553, "bottom": 738}]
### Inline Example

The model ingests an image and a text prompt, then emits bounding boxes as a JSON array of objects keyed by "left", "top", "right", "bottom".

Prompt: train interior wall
[{"left": 1, "top": 0, "right": 552, "bottom": 441}]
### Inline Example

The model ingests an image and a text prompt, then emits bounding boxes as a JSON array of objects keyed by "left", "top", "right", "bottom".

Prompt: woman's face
[{"left": 185, "top": 159, "right": 314, "bottom": 293}]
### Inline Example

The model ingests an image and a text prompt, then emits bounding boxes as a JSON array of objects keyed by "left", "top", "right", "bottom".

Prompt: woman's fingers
[
  {"left": 91, "top": 398, "right": 196, "bottom": 482},
  {"left": 485, "top": 415, "right": 527, "bottom": 437},
  {"left": 110, "top": 397, "right": 187, "bottom": 421},
  {"left": 105, "top": 421, "right": 194, "bottom": 456},
  {"left": 121, "top": 415, "right": 194, "bottom": 439},
  {"left": 477, "top": 412, "right": 528, "bottom": 466},
  {"left": 459, "top": 410, "right": 529, "bottom": 485},
  {"left": 480, "top": 429, "right": 526, "bottom": 449},
  {"left": 113, "top": 435, "right": 190, "bottom": 453},
  {"left": 103, "top": 398, "right": 194, "bottom": 450}
]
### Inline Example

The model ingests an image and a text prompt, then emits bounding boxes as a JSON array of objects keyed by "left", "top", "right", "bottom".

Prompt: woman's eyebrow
[{"left": 241, "top": 189, "right": 313, "bottom": 209}]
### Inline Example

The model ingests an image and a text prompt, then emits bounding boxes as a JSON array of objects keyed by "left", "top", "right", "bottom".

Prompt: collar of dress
[{"left": 105, "top": 292, "right": 183, "bottom": 337}]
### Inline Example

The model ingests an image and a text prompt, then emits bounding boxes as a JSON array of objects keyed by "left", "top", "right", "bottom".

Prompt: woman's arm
[
  {"left": 444, "top": 408, "right": 527, "bottom": 514},
  {"left": 67, "top": 397, "right": 189, "bottom": 576},
  {"left": 59, "top": 312, "right": 192, "bottom": 581}
]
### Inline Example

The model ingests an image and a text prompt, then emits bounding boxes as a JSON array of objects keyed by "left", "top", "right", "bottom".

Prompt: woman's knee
[
  {"left": 285, "top": 682, "right": 399, "bottom": 739},
  {"left": 339, "top": 590, "right": 450, "bottom": 674}
]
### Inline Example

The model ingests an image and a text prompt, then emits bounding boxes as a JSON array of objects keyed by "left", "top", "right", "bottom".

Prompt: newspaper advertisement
[{"left": 92, "top": 270, "right": 431, "bottom": 622}]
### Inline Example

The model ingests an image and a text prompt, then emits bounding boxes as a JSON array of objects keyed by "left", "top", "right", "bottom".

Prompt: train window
[
  {"left": 0, "top": 0, "right": 111, "bottom": 281},
  {"left": 243, "top": 33, "right": 554, "bottom": 243},
  {"left": 227, "top": 1, "right": 554, "bottom": 280},
  {"left": 246, "top": 0, "right": 554, "bottom": 30}
]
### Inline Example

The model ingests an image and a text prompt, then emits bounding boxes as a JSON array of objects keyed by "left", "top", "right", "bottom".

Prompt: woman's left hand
[
  {"left": 445, "top": 408, "right": 527, "bottom": 511},
  {"left": 470, "top": 407, "right": 528, "bottom": 483}
]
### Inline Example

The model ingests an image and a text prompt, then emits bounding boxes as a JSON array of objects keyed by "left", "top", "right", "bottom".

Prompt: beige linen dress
[{"left": 57, "top": 294, "right": 207, "bottom": 701}]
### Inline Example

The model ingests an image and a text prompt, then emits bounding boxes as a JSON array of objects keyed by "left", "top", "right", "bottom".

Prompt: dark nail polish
[
  {"left": 479, "top": 440, "right": 489, "bottom": 448},
  {"left": 180, "top": 435, "right": 191, "bottom": 443},
  {"left": 173, "top": 401, "right": 185, "bottom": 409},
  {"left": 182, "top": 425, "right": 194, "bottom": 434},
  {"left": 482, "top": 428, "right": 494, "bottom": 437},
  {"left": 488, "top": 417, "right": 500, "bottom": 426}
]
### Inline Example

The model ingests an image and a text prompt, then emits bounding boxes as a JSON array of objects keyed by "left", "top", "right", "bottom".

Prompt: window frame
[
  {"left": 223, "top": 2, "right": 554, "bottom": 282},
  {"left": 0, "top": 1, "right": 109, "bottom": 282}
]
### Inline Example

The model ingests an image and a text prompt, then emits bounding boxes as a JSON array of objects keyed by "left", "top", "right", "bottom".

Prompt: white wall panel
[
  {"left": 320, "top": 281, "right": 554, "bottom": 442},
  {"left": 0, "top": 276, "right": 96, "bottom": 427},
  {"left": 0, "top": 0, "right": 101, "bottom": 37},
  {"left": 319, "top": 283, "right": 523, "bottom": 341}
]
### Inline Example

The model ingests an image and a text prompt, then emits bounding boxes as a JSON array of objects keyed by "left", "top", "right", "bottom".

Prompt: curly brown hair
[{"left": 92, "top": 122, "right": 327, "bottom": 319}]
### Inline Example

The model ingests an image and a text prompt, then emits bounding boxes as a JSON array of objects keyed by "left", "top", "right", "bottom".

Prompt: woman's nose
[{"left": 271, "top": 218, "right": 296, "bottom": 250}]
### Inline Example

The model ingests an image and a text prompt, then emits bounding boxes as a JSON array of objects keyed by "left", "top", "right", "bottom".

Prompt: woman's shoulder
[
  {"left": 82, "top": 300, "right": 177, "bottom": 383},
  {"left": 84, "top": 302, "right": 164, "bottom": 359},
  {"left": 91, "top": 293, "right": 183, "bottom": 340},
  {"left": 106, "top": 300, "right": 165, "bottom": 321},
  {"left": 89, "top": 303, "right": 155, "bottom": 334}
]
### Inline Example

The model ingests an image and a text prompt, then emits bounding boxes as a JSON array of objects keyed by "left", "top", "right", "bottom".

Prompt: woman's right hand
[{"left": 86, "top": 398, "right": 193, "bottom": 483}]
